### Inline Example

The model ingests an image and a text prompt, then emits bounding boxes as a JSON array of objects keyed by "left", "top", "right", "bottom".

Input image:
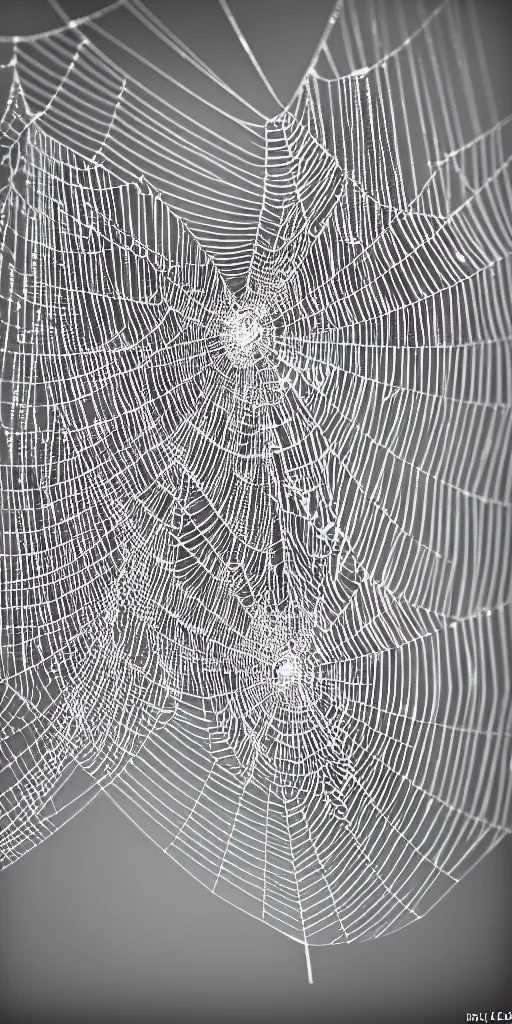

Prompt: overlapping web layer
[
  {"left": 2, "top": 0, "right": 269, "bottom": 288},
  {"left": 1, "top": 0, "right": 511, "bottom": 947}
]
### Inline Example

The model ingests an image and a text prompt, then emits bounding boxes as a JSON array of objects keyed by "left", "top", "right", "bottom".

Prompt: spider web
[{"left": 1, "top": 0, "right": 511, "bottom": 963}]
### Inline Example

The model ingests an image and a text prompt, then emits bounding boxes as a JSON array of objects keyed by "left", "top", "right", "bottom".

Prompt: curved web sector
[{"left": 0, "top": 0, "right": 511, "bottom": 957}]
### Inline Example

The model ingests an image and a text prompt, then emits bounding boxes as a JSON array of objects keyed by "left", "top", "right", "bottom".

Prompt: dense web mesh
[{"left": 1, "top": 0, "right": 511, "bottom": 953}]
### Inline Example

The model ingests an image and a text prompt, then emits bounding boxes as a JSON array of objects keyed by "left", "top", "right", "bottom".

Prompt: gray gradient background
[{"left": 1, "top": 2, "right": 512, "bottom": 1022}]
